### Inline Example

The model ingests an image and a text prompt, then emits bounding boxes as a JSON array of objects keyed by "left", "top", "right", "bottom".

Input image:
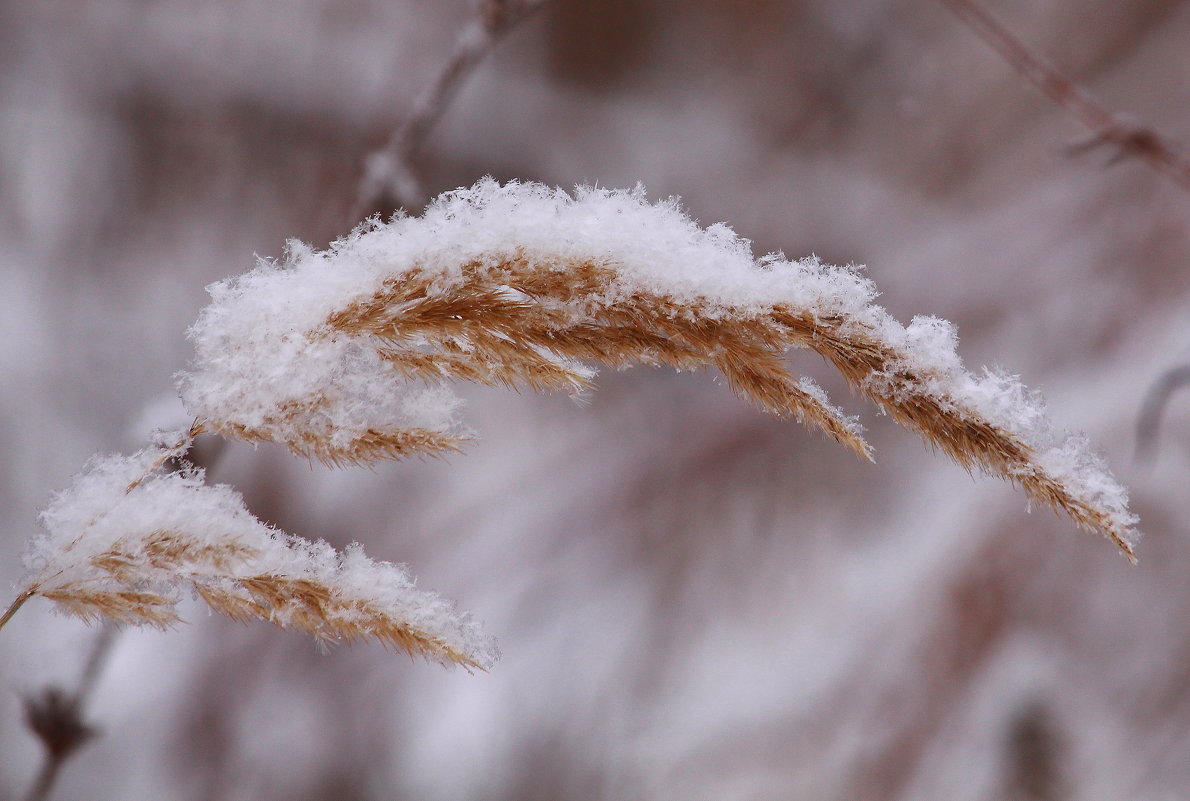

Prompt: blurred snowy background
[{"left": 2, "top": 1, "right": 1189, "bottom": 799}]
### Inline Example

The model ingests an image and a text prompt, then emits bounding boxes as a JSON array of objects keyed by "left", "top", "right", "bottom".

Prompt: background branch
[
  {"left": 938, "top": 0, "right": 1190, "bottom": 192},
  {"left": 21, "top": 626, "right": 116, "bottom": 801},
  {"left": 352, "top": 0, "right": 548, "bottom": 218},
  {"left": 1134, "top": 364, "right": 1190, "bottom": 467}
]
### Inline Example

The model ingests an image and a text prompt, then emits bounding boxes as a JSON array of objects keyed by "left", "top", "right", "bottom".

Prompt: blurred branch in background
[
  {"left": 938, "top": 0, "right": 1190, "bottom": 192},
  {"left": 940, "top": 0, "right": 1190, "bottom": 476},
  {"left": 1134, "top": 364, "right": 1190, "bottom": 468},
  {"left": 21, "top": 626, "right": 116, "bottom": 801},
  {"left": 352, "top": 0, "right": 549, "bottom": 219},
  {"left": 1003, "top": 700, "right": 1067, "bottom": 801}
]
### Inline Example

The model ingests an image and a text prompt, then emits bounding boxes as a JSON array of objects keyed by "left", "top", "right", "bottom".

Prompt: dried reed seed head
[
  {"left": 193, "top": 578, "right": 483, "bottom": 669},
  {"left": 200, "top": 248, "right": 1137, "bottom": 555},
  {"left": 40, "top": 585, "right": 182, "bottom": 628},
  {"left": 205, "top": 419, "right": 470, "bottom": 466},
  {"left": 181, "top": 181, "right": 1136, "bottom": 558},
  {"left": 339, "top": 255, "right": 1133, "bottom": 555},
  {"left": 37, "top": 573, "right": 481, "bottom": 668},
  {"left": 298, "top": 257, "right": 873, "bottom": 460},
  {"left": 28, "top": 451, "right": 498, "bottom": 667}
]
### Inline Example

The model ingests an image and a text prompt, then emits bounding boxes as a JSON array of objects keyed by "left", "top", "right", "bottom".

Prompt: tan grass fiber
[
  {"left": 23, "top": 528, "right": 482, "bottom": 669},
  {"left": 196, "top": 253, "right": 1132, "bottom": 559}
]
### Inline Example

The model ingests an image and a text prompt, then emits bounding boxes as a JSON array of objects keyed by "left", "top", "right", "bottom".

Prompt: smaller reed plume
[{"left": 13, "top": 427, "right": 495, "bottom": 670}]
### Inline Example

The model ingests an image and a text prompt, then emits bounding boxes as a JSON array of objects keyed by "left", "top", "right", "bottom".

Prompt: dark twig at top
[
  {"left": 938, "top": 0, "right": 1190, "bottom": 193},
  {"left": 352, "top": 0, "right": 549, "bottom": 219}
]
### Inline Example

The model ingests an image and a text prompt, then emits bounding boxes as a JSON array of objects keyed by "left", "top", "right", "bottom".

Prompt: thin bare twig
[
  {"left": 0, "top": 589, "right": 34, "bottom": 633},
  {"left": 938, "top": 0, "right": 1190, "bottom": 192},
  {"left": 1134, "top": 364, "right": 1190, "bottom": 467},
  {"left": 352, "top": 0, "right": 549, "bottom": 218},
  {"left": 22, "top": 626, "right": 117, "bottom": 801}
]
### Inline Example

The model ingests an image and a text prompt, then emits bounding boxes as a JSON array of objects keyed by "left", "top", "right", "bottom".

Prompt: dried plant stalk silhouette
[{"left": 6, "top": 179, "right": 1138, "bottom": 668}]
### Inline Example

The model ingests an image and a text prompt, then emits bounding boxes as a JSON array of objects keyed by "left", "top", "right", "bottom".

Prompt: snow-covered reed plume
[
  {"left": 5, "top": 179, "right": 1137, "bottom": 667},
  {"left": 183, "top": 179, "right": 1137, "bottom": 557},
  {"left": 17, "top": 426, "right": 496, "bottom": 669}
]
